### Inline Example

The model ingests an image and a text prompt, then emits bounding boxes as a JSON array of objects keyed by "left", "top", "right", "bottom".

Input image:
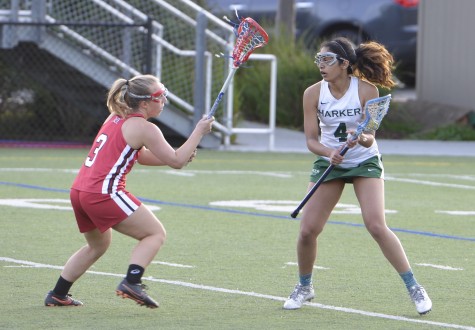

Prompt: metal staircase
[{"left": 0, "top": 0, "right": 237, "bottom": 148}]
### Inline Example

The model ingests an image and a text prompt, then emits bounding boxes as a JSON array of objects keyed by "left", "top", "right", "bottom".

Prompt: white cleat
[
  {"left": 409, "top": 285, "right": 432, "bottom": 315},
  {"left": 283, "top": 284, "right": 315, "bottom": 310}
]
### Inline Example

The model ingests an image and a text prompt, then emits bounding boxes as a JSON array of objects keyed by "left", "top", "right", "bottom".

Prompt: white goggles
[{"left": 314, "top": 52, "right": 343, "bottom": 66}]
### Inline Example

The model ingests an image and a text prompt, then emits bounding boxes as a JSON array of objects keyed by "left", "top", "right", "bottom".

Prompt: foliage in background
[
  {"left": 411, "top": 123, "right": 475, "bottom": 141},
  {"left": 377, "top": 101, "right": 422, "bottom": 139},
  {"left": 234, "top": 28, "right": 318, "bottom": 129}
]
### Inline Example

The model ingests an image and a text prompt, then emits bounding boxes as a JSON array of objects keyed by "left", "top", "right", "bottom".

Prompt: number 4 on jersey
[{"left": 333, "top": 123, "right": 347, "bottom": 142}]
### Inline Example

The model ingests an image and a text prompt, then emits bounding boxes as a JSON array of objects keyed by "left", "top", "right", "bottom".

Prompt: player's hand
[
  {"left": 196, "top": 115, "right": 215, "bottom": 136},
  {"left": 345, "top": 130, "right": 358, "bottom": 149},
  {"left": 329, "top": 146, "right": 344, "bottom": 165},
  {"left": 187, "top": 149, "right": 197, "bottom": 164}
]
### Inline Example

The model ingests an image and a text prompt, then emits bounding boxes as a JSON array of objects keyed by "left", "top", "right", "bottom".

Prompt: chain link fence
[{"left": 0, "top": 0, "right": 234, "bottom": 146}]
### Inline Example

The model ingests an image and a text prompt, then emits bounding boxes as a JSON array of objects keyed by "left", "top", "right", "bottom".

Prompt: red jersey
[{"left": 72, "top": 114, "right": 142, "bottom": 194}]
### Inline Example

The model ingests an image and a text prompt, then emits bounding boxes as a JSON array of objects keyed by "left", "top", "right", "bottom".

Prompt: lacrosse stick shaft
[
  {"left": 290, "top": 145, "right": 350, "bottom": 218},
  {"left": 207, "top": 67, "right": 238, "bottom": 119}
]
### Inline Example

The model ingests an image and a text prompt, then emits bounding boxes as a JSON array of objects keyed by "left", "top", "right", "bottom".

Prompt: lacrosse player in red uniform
[
  {"left": 45, "top": 74, "right": 214, "bottom": 308},
  {"left": 283, "top": 38, "right": 432, "bottom": 315}
]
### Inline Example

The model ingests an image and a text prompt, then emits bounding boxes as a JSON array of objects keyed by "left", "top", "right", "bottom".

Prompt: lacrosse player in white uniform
[{"left": 283, "top": 37, "right": 432, "bottom": 315}]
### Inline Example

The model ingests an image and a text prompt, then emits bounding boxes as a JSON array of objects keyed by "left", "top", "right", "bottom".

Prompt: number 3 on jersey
[
  {"left": 334, "top": 123, "right": 347, "bottom": 142},
  {"left": 85, "top": 133, "right": 107, "bottom": 167}
]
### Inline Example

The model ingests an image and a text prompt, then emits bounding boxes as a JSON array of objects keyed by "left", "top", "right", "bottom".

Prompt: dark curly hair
[{"left": 321, "top": 37, "right": 395, "bottom": 89}]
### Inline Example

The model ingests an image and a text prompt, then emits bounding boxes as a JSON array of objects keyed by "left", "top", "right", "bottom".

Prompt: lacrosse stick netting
[
  {"left": 290, "top": 94, "right": 392, "bottom": 218},
  {"left": 207, "top": 17, "right": 269, "bottom": 118},
  {"left": 232, "top": 17, "right": 269, "bottom": 67},
  {"left": 353, "top": 94, "right": 392, "bottom": 138}
]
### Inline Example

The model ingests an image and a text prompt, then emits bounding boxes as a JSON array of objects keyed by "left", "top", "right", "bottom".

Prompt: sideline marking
[
  {"left": 386, "top": 176, "right": 475, "bottom": 190},
  {"left": 0, "top": 198, "right": 160, "bottom": 211},
  {"left": 1, "top": 257, "right": 473, "bottom": 330},
  {"left": 151, "top": 261, "right": 194, "bottom": 268},
  {"left": 284, "top": 262, "right": 329, "bottom": 270},
  {"left": 163, "top": 169, "right": 292, "bottom": 178},
  {"left": 416, "top": 263, "right": 464, "bottom": 271},
  {"left": 436, "top": 211, "right": 475, "bottom": 216}
]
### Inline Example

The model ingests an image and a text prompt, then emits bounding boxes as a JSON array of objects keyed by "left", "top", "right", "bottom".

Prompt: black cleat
[
  {"left": 116, "top": 278, "right": 159, "bottom": 308},
  {"left": 45, "top": 291, "right": 83, "bottom": 307}
]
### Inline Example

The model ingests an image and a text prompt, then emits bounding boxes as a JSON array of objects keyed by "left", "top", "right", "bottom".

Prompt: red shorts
[{"left": 70, "top": 188, "right": 141, "bottom": 233}]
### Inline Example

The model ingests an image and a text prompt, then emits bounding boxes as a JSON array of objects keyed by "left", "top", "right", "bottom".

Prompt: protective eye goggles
[
  {"left": 314, "top": 52, "right": 344, "bottom": 66},
  {"left": 150, "top": 87, "right": 168, "bottom": 103},
  {"left": 128, "top": 84, "right": 168, "bottom": 103}
]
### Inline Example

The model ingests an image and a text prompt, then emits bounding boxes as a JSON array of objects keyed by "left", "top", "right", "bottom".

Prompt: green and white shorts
[{"left": 309, "top": 155, "right": 384, "bottom": 183}]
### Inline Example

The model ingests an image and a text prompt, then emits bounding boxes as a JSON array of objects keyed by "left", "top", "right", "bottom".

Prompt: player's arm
[
  {"left": 303, "top": 82, "right": 334, "bottom": 158},
  {"left": 136, "top": 147, "right": 167, "bottom": 166},
  {"left": 137, "top": 146, "right": 197, "bottom": 166},
  {"left": 124, "top": 117, "right": 212, "bottom": 169}
]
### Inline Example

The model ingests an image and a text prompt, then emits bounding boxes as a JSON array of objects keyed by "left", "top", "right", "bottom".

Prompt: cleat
[
  {"left": 409, "top": 285, "right": 432, "bottom": 315},
  {"left": 283, "top": 283, "right": 315, "bottom": 310},
  {"left": 44, "top": 291, "right": 83, "bottom": 307},
  {"left": 116, "top": 278, "right": 159, "bottom": 308}
]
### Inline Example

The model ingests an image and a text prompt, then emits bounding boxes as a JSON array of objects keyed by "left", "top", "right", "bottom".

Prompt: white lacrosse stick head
[{"left": 353, "top": 94, "right": 392, "bottom": 137}]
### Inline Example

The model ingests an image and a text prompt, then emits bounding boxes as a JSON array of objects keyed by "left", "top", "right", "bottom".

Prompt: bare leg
[
  {"left": 353, "top": 177, "right": 410, "bottom": 273},
  {"left": 61, "top": 228, "right": 112, "bottom": 282},
  {"left": 113, "top": 204, "right": 166, "bottom": 268},
  {"left": 297, "top": 180, "right": 345, "bottom": 275}
]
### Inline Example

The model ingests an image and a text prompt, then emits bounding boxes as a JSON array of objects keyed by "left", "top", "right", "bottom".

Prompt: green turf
[{"left": 1, "top": 148, "right": 474, "bottom": 329}]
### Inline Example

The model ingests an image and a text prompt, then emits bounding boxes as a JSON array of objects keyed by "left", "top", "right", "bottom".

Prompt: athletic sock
[
  {"left": 52, "top": 276, "right": 73, "bottom": 297},
  {"left": 399, "top": 269, "right": 418, "bottom": 290},
  {"left": 126, "top": 264, "right": 145, "bottom": 284},
  {"left": 299, "top": 273, "right": 312, "bottom": 287}
]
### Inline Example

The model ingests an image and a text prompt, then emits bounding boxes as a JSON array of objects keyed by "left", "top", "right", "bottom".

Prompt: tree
[{"left": 275, "top": 0, "right": 296, "bottom": 42}]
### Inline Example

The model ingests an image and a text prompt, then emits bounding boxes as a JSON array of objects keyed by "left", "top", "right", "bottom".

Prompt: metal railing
[{"left": 0, "top": 0, "right": 277, "bottom": 150}]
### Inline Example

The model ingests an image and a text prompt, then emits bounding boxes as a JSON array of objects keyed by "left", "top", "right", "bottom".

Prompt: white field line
[
  {"left": 391, "top": 174, "right": 475, "bottom": 182},
  {"left": 0, "top": 168, "right": 292, "bottom": 178},
  {"left": 385, "top": 176, "right": 475, "bottom": 190},
  {"left": 416, "top": 263, "right": 464, "bottom": 271},
  {"left": 0, "top": 168, "right": 78, "bottom": 173},
  {"left": 151, "top": 261, "right": 194, "bottom": 268},
  {"left": 162, "top": 170, "right": 293, "bottom": 178},
  {"left": 284, "top": 262, "right": 329, "bottom": 270},
  {"left": 1, "top": 257, "right": 474, "bottom": 330},
  {"left": 0, "top": 168, "right": 293, "bottom": 179},
  {"left": 3, "top": 168, "right": 475, "bottom": 184},
  {"left": 435, "top": 211, "right": 475, "bottom": 216}
]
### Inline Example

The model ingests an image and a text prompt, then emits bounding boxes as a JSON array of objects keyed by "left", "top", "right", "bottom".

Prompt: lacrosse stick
[
  {"left": 290, "top": 94, "right": 392, "bottom": 218},
  {"left": 206, "top": 17, "right": 269, "bottom": 118}
]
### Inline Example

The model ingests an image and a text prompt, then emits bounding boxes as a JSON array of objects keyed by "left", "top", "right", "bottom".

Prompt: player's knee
[
  {"left": 153, "top": 227, "right": 167, "bottom": 247},
  {"left": 365, "top": 222, "right": 386, "bottom": 240},
  {"left": 299, "top": 225, "right": 322, "bottom": 243},
  {"left": 86, "top": 243, "right": 109, "bottom": 260}
]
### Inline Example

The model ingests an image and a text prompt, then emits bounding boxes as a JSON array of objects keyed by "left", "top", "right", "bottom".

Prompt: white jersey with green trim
[{"left": 318, "top": 76, "right": 379, "bottom": 168}]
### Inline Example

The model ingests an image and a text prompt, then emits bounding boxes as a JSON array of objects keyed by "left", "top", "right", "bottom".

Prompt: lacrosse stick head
[
  {"left": 232, "top": 17, "right": 269, "bottom": 68},
  {"left": 354, "top": 94, "right": 392, "bottom": 137}
]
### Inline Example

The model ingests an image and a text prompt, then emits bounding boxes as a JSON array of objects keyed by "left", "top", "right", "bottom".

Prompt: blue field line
[{"left": 2, "top": 180, "right": 475, "bottom": 242}]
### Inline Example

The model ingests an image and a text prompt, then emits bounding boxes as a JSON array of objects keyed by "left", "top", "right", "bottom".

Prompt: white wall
[{"left": 417, "top": 0, "right": 475, "bottom": 109}]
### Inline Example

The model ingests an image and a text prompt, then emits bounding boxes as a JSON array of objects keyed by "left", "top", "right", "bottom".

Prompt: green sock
[
  {"left": 299, "top": 273, "right": 312, "bottom": 287},
  {"left": 399, "top": 269, "right": 417, "bottom": 289}
]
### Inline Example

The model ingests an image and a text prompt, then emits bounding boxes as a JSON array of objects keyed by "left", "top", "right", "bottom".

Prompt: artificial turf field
[{"left": 1, "top": 148, "right": 474, "bottom": 329}]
